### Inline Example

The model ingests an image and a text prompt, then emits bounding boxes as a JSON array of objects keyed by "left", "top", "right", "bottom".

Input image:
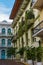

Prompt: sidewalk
[{"left": 0, "top": 59, "right": 25, "bottom": 65}]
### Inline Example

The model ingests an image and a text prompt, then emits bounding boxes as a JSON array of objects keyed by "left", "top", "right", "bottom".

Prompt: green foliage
[
  {"left": 31, "top": 47, "right": 37, "bottom": 61},
  {"left": 25, "top": 9, "right": 35, "bottom": 20},
  {"left": 15, "top": 9, "right": 35, "bottom": 39},
  {"left": 26, "top": 47, "right": 37, "bottom": 60},
  {"left": 26, "top": 46, "right": 32, "bottom": 60},
  {"left": 14, "top": 9, "right": 35, "bottom": 41},
  {"left": 36, "top": 47, "right": 43, "bottom": 62},
  {"left": 17, "top": 47, "right": 25, "bottom": 58},
  {"left": 7, "top": 47, "right": 17, "bottom": 57},
  {"left": 26, "top": 46, "right": 43, "bottom": 61},
  {"left": 18, "top": 22, "right": 24, "bottom": 37},
  {"left": 18, "top": 28, "right": 23, "bottom": 37}
]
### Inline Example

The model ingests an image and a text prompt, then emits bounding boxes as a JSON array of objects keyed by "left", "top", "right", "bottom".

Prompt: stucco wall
[{"left": 40, "top": 9, "right": 43, "bottom": 21}]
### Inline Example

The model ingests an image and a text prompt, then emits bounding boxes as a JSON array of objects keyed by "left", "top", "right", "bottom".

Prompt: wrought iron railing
[{"left": 33, "top": 21, "right": 43, "bottom": 35}]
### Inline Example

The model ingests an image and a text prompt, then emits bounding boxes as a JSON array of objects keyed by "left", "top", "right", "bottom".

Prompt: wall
[
  {"left": 40, "top": 9, "right": 43, "bottom": 21},
  {"left": 0, "top": 22, "right": 13, "bottom": 59}
]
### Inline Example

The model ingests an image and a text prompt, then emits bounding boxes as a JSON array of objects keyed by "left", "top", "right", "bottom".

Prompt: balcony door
[{"left": 1, "top": 50, "right": 5, "bottom": 59}]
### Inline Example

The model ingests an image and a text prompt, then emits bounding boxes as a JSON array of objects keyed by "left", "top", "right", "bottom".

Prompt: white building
[{"left": 0, "top": 20, "right": 13, "bottom": 59}]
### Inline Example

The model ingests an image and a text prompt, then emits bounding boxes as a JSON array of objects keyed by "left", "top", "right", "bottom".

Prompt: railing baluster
[{"left": 33, "top": 21, "right": 43, "bottom": 35}]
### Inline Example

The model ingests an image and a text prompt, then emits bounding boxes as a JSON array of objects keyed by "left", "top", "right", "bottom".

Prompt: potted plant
[
  {"left": 36, "top": 46, "right": 43, "bottom": 65},
  {"left": 25, "top": 9, "right": 35, "bottom": 31},
  {"left": 25, "top": 9, "right": 35, "bottom": 20},
  {"left": 17, "top": 47, "right": 25, "bottom": 61},
  {"left": 7, "top": 47, "right": 17, "bottom": 60},
  {"left": 26, "top": 46, "right": 32, "bottom": 65}
]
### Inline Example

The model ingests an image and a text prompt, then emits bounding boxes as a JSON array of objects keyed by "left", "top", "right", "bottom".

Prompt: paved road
[{"left": 0, "top": 60, "right": 25, "bottom": 65}]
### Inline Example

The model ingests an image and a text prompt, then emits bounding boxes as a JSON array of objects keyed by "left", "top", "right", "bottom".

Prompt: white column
[
  {"left": 28, "top": 29, "right": 32, "bottom": 47},
  {"left": 23, "top": 33, "right": 26, "bottom": 47},
  {"left": 20, "top": 37, "right": 22, "bottom": 48}
]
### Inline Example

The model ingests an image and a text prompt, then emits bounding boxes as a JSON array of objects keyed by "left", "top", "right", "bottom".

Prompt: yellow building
[
  {"left": 10, "top": 0, "right": 33, "bottom": 48},
  {"left": 33, "top": 0, "right": 43, "bottom": 47},
  {"left": 10, "top": 0, "right": 43, "bottom": 49}
]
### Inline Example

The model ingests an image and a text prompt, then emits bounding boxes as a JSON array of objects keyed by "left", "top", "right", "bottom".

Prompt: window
[
  {"left": 7, "top": 39, "right": 11, "bottom": 46},
  {"left": 2, "top": 28, "right": 5, "bottom": 34},
  {"left": 33, "top": 38, "right": 36, "bottom": 42},
  {"left": 2, "top": 39, "right": 5, "bottom": 46},
  {"left": 8, "top": 28, "right": 11, "bottom": 34}
]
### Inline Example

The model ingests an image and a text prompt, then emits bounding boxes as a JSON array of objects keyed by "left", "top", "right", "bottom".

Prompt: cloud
[
  {"left": 0, "top": 14, "right": 13, "bottom": 22},
  {"left": 0, "top": 2, "right": 12, "bottom": 22}
]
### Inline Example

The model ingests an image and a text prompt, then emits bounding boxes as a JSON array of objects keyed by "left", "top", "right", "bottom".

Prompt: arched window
[
  {"left": 2, "top": 28, "right": 5, "bottom": 34},
  {"left": 8, "top": 28, "right": 11, "bottom": 34},
  {"left": 2, "top": 39, "right": 5, "bottom": 46},
  {"left": 7, "top": 39, "right": 11, "bottom": 46},
  {"left": 1, "top": 50, "right": 5, "bottom": 59}
]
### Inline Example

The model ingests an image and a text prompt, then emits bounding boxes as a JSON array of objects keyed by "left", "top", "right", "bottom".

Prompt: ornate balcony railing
[
  {"left": 32, "top": 21, "right": 43, "bottom": 37},
  {"left": 0, "top": 44, "right": 12, "bottom": 48},
  {"left": 0, "top": 33, "right": 13, "bottom": 37}
]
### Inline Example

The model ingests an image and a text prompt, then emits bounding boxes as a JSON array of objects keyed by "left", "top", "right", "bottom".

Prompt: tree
[
  {"left": 7, "top": 47, "right": 17, "bottom": 59},
  {"left": 17, "top": 47, "right": 25, "bottom": 58}
]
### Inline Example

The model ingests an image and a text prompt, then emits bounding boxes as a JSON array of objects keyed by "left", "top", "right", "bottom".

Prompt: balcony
[
  {"left": 12, "top": 0, "right": 30, "bottom": 28},
  {"left": 0, "top": 43, "right": 12, "bottom": 48},
  {"left": 32, "top": 21, "right": 43, "bottom": 37},
  {"left": 7, "top": 45, "right": 12, "bottom": 48},
  {"left": 7, "top": 33, "right": 13, "bottom": 37},
  {"left": 0, "top": 45, "right": 12, "bottom": 49},
  {"left": 17, "top": 0, "right": 30, "bottom": 18},
  {"left": 0, "top": 33, "right": 13, "bottom": 37},
  {"left": 33, "top": 0, "right": 43, "bottom": 10}
]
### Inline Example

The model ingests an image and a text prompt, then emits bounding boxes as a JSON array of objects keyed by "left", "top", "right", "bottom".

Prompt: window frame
[{"left": 2, "top": 28, "right": 5, "bottom": 34}]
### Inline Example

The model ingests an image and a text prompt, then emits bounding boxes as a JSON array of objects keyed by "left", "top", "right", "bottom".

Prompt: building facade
[
  {"left": 0, "top": 20, "right": 13, "bottom": 59},
  {"left": 32, "top": 0, "right": 43, "bottom": 47},
  {"left": 10, "top": 0, "right": 43, "bottom": 60},
  {"left": 10, "top": 0, "right": 39, "bottom": 48}
]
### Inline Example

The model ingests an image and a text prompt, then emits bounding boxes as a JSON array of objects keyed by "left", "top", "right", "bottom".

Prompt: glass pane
[
  {"left": 2, "top": 28, "right": 5, "bottom": 34},
  {"left": 2, "top": 39, "right": 5, "bottom": 46},
  {"left": 8, "top": 39, "right": 11, "bottom": 46},
  {"left": 8, "top": 28, "right": 11, "bottom": 34}
]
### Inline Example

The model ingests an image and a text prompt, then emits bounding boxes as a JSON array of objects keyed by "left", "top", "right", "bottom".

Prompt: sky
[{"left": 0, "top": 0, "right": 15, "bottom": 22}]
